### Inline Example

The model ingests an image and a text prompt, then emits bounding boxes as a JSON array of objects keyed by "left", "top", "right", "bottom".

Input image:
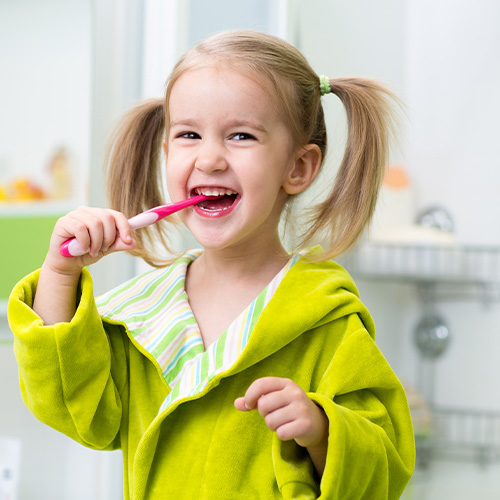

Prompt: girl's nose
[{"left": 194, "top": 140, "right": 228, "bottom": 173}]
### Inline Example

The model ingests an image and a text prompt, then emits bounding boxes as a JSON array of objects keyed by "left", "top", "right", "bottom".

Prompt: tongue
[{"left": 200, "top": 195, "right": 235, "bottom": 211}]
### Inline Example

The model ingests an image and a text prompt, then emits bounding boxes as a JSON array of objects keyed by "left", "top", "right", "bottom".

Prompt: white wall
[
  {"left": 405, "top": 0, "right": 500, "bottom": 246},
  {"left": 0, "top": 0, "right": 91, "bottom": 201},
  {"left": 295, "top": 0, "right": 407, "bottom": 171},
  {"left": 402, "top": 0, "right": 500, "bottom": 410}
]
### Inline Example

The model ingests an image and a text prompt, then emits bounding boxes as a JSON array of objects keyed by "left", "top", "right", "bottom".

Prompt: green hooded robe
[{"left": 8, "top": 250, "right": 415, "bottom": 499}]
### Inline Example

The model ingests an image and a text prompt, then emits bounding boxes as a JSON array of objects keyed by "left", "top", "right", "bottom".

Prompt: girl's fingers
[
  {"left": 253, "top": 390, "right": 291, "bottom": 418},
  {"left": 60, "top": 217, "right": 92, "bottom": 255},
  {"left": 238, "top": 377, "right": 289, "bottom": 411},
  {"left": 273, "top": 419, "right": 304, "bottom": 442},
  {"left": 262, "top": 405, "right": 294, "bottom": 433},
  {"left": 43, "top": 206, "right": 138, "bottom": 277},
  {"left": 52, "top": 207, "right": 135, "bottom": 260},
  {"left": 234, "top": 397, "right": 248, "bottom": 411},
  {"left": 99, "top": 210, "right": 122, "bottom": 253},
  {"left": 235, "top": 377, "right": 328, "bottom": 447},
  {"left": 84, "top": 212, "right": 107, "bottom": 257},
  {"left": 108, "top": 234, "right": 137, "bottom": 254},
  {"left": 109, "top": 210, "right": 134, "bottom": 249},
  {"left": 234, "top": 391, "right": 288, "bottom": 415}
]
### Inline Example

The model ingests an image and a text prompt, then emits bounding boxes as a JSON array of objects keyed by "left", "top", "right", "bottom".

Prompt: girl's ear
[{"left": 282, "top": 144, "right": 322, "bottom": 195}]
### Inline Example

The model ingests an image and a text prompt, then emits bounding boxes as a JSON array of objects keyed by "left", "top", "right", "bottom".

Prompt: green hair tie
[{"left": 319, "top": 75, "right": 331, "bottom": 96}]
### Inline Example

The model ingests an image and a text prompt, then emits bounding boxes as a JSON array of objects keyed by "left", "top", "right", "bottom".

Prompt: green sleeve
[
  {"left": 8, "top": 268, "right": 126, "bottom": 450},
  {"left": 273, "top": 316, "right": 415, "bottom": 500}
]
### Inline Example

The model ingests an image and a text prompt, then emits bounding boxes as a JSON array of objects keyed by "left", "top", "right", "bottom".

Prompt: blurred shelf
[
  {"left": 401, "top": 459, "right": 500, "bottom": 500},
  {"left": 340, "top": 242, "right": 500, "bottom": 304},
  {"left": 0, "top": 300, "right": 7, "bottom": 317},
  {"left": 416, "top": 406, "right": 500, "bottom": 468}
]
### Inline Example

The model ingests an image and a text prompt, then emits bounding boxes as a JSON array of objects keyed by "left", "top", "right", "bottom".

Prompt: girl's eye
[
  {"left": 231, "top": 132, "right": 256, "bottom": 141},
  {"left": 179, "top": 132, "right": 200, "bottom": 140}
]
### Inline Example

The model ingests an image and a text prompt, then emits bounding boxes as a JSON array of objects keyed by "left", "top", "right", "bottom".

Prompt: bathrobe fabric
[{"left": 8, "top": 250, "right": 415, "bottom": 499}]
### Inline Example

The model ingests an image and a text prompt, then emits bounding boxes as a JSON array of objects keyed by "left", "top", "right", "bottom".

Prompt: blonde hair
[{"left": 106, "top": 30, "right": 399, "bottom": 266}]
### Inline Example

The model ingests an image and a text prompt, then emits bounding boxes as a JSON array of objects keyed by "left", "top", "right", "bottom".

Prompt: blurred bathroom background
[{"left": 1, "top": 0, "right": 499, "bottom": 498}]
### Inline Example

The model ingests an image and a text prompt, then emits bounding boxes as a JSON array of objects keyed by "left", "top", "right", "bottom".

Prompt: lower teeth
[{"left": 201, "top": 206, "right": 230, "bottom": 212}]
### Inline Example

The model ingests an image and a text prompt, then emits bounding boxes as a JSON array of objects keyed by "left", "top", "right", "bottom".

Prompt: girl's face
[{"left": 164, "top": 65, "right": 299, "bottom": 253}]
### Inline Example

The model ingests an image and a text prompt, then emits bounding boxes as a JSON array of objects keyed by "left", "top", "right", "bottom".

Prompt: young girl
[{"left": 9, "top": 30, "right": 415, "bottom": 499}]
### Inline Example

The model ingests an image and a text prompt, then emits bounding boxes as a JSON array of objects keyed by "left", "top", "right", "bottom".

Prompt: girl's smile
[{"left": 191, "top": 186, "right": 240, "bottom": 218}]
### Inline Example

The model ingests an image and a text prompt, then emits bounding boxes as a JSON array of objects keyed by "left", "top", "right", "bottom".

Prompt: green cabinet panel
[{"left": 0, "top": 215, "right": 59, "bottom": 299}]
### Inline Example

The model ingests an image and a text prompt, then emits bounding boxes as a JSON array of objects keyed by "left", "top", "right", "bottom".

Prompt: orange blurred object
[
  {"left": 13, "top": 178, "right": 47, "bottom": 201},
  {"left": 383, "top": 165, "right": 411, "bottom": 189}
]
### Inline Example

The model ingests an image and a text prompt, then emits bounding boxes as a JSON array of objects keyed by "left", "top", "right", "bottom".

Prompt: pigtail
[
  {"left": 105, "top": 99, "right": 175, "bottom": 267},
  {"left": 302, "top": 77, "right": 400, "bottom": 259}
]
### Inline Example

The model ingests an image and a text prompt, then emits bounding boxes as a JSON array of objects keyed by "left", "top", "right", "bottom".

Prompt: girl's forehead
[
  {"left": 168, "top": 65, "right": 282, "bottom": 117},
  {"left": 173, "top": 63, "right": 274, "bottom": 95}
]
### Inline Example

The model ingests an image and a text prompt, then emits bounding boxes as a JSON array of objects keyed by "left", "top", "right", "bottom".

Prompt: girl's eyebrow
[
  {"left": 169, "top": 118, "right": 197, "bottom": 128},
  {"left": 170, "top": 118, "right": 269, "bottom": 133},
  {"left": 224, "top": 119, "right": 268, "bottom": 133}
]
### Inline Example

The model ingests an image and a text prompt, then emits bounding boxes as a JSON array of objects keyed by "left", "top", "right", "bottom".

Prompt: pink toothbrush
[{"left": 60, "top": 194, "right": 216, "bottom": 257}]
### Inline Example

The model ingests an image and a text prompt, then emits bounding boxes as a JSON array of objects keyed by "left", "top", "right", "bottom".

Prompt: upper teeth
[{"left": 195, "top": 187, "right": 237, "bottom": 197}]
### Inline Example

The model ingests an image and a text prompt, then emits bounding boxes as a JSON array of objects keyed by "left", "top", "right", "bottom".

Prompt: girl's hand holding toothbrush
[
  {"left": 46, "top": 206, "right": 137, "bottom": 275},
  {"left": 59, "top": 194, "right": 215, "bottom": 258},
  {"left": 33, "top": 207, "right": 136, "bottom": 325}
]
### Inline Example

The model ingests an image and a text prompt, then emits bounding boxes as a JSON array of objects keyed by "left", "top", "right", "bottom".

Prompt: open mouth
[{"left": 193, "top": 187, "right": 239, "bottom": 213}]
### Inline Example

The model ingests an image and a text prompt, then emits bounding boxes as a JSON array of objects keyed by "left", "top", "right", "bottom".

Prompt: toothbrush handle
[
  {"left": 59, "top": 194, "right": 209, "bottom": 257},
  {"left": 59, "top": 238, "right": 87, "bottom": 258}
]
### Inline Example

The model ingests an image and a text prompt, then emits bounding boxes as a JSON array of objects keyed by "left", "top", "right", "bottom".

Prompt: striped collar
[{"left": 96, "top": 250, "right": 301, "bottom": 412}]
